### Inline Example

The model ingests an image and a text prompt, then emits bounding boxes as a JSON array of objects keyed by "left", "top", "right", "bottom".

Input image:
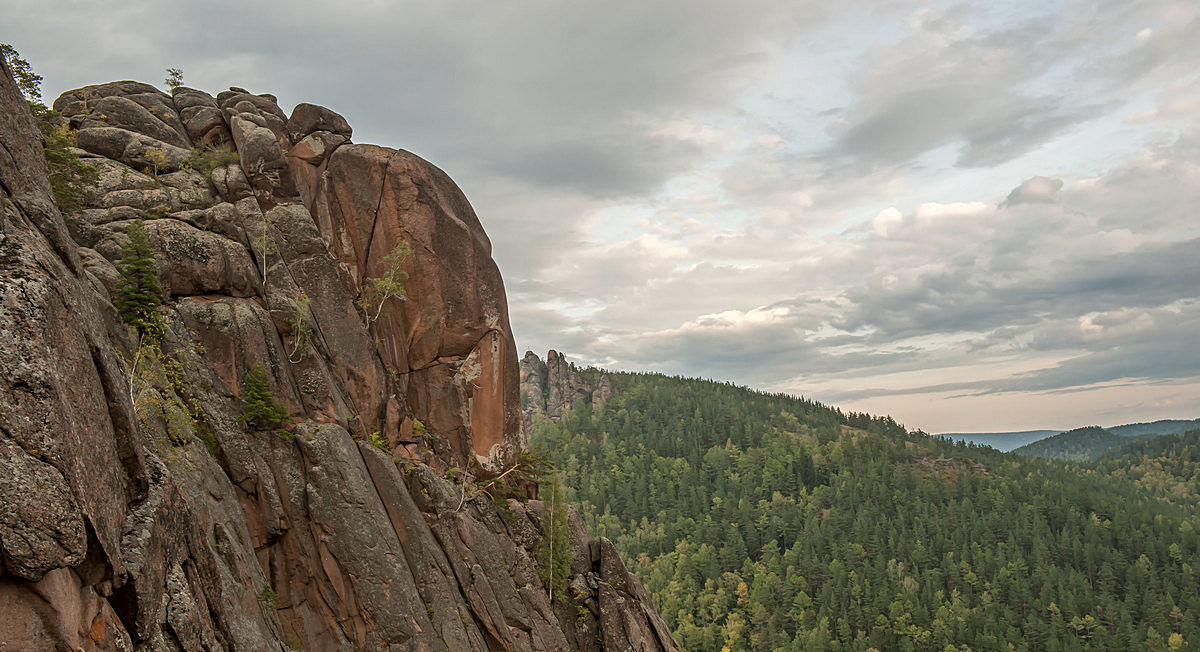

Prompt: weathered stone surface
[
  {"left": 0, "top": 440, "right": 87, "bottom": 580},
  {"left": 219, "top": 91, "right": 290, "bottom": 149},
  {"left": 592, "top": 374, "right": 613, "bottom": 405},
  {"left": 173, "top": 87, "right": 232, "bottom": 146},
  {"left": 229, "top": 114, "right": 293, "bottom": 198},
  {"left": 1, "top": 62, "right": 144, "bottom": 646},
  {"left": 74, "top": 127, "right": 191, "bottom": 173},
  {"left": 217, "top": 90, "right": 288, "bottom": 123},
  {"left": 53, "top": 80, "right": 163, "bottom": 117},
  {"left": 520, "top": 350, "right": 549, "bottom": 429},
  {"left": 1, "top": 66, "right": 678, "bottom": 652},
  {"left": 0, "top": 73, "right": 49, "bottom": 196},
  {"left": 311, "top": 144, "right": 523, "bottom": 470},
  {"left": 171, "top": 86, "right": 218, "bottom": 111},
  {"left": 288, "top": 102, "right": 352, "bottom": 143},
  {"left": 289, "top": 131, "right": 347, "bottom": 165},
  {"left": 0, "top": 567, "right": 134, "bottom": 651},
  {"left": 78, "top": 246, "right": 120, "bottom": 297},
  {"left": 71, "top": 95, "right": 190, "bottom": 149},
  {"left": 520, "top": 350, "right": 612, "bottom": 431},
  {"left": 210, "top": 163, "right": 253, "bottom": 202},
  {"left": 142, "top": 218, "right": 260, "bottom": 298},
  {"left": 184, "top": 106, "right": 231, "bottom": 146}
]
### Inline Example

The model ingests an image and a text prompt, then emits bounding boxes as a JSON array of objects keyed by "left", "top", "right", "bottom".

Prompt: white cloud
[{"left": 1000, "top": 176, "right": 1064, "bottom": 207}]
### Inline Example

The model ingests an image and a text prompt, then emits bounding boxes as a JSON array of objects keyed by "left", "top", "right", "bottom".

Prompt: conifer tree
[
  {"left": 2, "top": 43, "right": 97, "bottom": 212},
  {"left": 537, "top": 471, "right": 572, "bottom": 602},
  {"left": 239, "top": 365, "right": 288, "bottom": 429},
  {"left": 164, "top": 67, "right": 184, "bottom": 91},
  {"left": 114, "top": 220, "right": 165, "bottom": 340}
]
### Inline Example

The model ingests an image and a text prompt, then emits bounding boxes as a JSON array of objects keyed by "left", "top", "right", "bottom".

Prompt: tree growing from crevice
[
  {"left": 359, "top": 241, "right": 411, "bottom": 324},
  {"left": 250, "top": 216, "right": 278, "bottom": 291},
  {"left": 2, "top": 43, "right": 97, "bottom": 213},
  {"left": 239, "top": 365, "right": 288, "bottom": 430},
  {"left": 1, "top": 43, "right": 43, "bottom": 104},
  {"left": 536, "top": 471, "right": 572, "bottom": 603},
  {"left": 164, "top": 67, "right": 184, "bottom": 91},
  {"left": 114, "top": 219, "right": 165, "bottom": 340},
  {"left": 287, "top": 288, "right": 314, "bottom": 362}
]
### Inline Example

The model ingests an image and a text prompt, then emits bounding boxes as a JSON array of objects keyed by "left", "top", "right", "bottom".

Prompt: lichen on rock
[{"left": 0, "top": 59, "right": 677, "bottom": 651}]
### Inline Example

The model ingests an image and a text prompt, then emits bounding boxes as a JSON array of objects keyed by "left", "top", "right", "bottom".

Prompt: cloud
[
  {"left": 824, "top": 6, "right": 1102, "bottom": 169},
  {"left": 14, "top": 0, "right": 829, "bottom": 200},
  {"left": 1000, "top": 176, "right": 1064, "bottom": 207},
  {"left": 9, "top": 0, "right": 1200, "bottom": 432}
]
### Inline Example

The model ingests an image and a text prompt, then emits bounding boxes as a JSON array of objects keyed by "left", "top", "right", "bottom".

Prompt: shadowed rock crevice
[{"left": 0, "top": 66, "right": 678, "bottom": 652}]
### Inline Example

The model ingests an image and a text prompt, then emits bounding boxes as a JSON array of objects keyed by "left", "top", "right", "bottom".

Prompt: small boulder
[
  {"left": 182, "top": 106, "right": 231, "bottom": 147},
  {"left": 288, "top": 103, "right": 352, "bottom": 143}
]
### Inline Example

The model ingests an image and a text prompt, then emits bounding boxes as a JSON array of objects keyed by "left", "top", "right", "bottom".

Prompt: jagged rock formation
[
  {"left": 520, "top": 351, "right": 612, "bottom": 432},
  {"left": 0, "top": 62, "right": 677, "bottom": 652}
]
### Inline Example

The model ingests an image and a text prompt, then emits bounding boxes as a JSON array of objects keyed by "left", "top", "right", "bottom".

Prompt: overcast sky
[{"left": 8, "top": 0, "right": 1199, "bottom": 433}]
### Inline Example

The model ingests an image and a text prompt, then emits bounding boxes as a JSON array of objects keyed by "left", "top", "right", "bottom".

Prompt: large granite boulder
[{"left": 297, "top": 143, "right": 525, "bottom": 471}]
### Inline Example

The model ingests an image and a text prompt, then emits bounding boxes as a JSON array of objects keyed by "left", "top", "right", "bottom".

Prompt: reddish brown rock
[
  {"left": 308, "top": 144, "right": 523, "bottom": 470},
  {"left": 0, "top": 65, "right": 679, "bottom": 652},
  {"left": 288, "top": 102, "right": 352, "bottom": 143}
]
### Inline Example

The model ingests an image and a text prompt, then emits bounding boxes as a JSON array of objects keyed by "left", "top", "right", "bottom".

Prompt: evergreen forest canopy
[
  {"left": 1012, "top": 420, "right": 1200, "bottom": 462},
  {"left": 529, "top": 370, "right": 1200, "bottom": 651},
  {"left": 1013, "top": 426, "right": 1138, "bottom": 462}
]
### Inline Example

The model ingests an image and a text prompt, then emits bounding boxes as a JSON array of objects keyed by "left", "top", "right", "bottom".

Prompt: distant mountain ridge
[
  {"left": 1012, "top": 426, "right": 1134, "bottom": 461},
  {"left": 940, "top": 418, "right": 1200, "bottom": 453},
  {"left": 936, "top": 429, "right": 1061, "bottom": 451}
]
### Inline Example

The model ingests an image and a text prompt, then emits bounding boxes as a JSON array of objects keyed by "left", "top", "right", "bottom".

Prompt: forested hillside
[
  {"left": 1015, "top": 421, "right": 1200, "bottom": 462},
  {"left": 1095, "top": 431, "right": 1200, "bottom": 510},
  {"left": 1013, "top": 426, "right": 1134, "bottom": 461},
  {"left": 530, "top": 371, "right": 1200, "bottom": 651}
]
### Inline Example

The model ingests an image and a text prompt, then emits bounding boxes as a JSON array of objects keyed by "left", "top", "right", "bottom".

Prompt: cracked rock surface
[{"left": 0, "top": 63, "right": 677, "bottom": 651}]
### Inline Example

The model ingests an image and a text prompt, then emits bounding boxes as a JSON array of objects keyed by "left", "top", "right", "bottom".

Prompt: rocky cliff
[
  {"left": 520, "top": 351, "right": 612, "bottom": 432},
  {"left": 0, "top": 61, "right": 677, "bottom": 652}
]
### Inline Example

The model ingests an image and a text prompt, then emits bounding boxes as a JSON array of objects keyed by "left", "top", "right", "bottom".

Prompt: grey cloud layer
[{"left": 8, "top": 0, "right": 1200, "bottom": 429}]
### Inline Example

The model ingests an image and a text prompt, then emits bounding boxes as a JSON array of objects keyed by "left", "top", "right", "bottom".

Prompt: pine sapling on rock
[
  {"left": 240, "top": 364, "right": 288, "bottom": 430},
  {"left": 115, "top": 219, "right": 165, "bottom": 340}
]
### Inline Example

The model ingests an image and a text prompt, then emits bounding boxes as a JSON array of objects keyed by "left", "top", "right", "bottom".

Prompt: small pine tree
[
  {"left": 114, "top": 220, "right": 165, "bottom": 339},
  {"left": 2, "top": 43, "right": 97, "bottom": 212},
  {"left": 0, "top": 43, "right": 43, "bottom": 104},
  {"left": 164, "top": 68, "right": 184, "bottom": 91},
  {"left": 240, "top": 365, "right": 288, "bottom": 429},
  {"left": 536, "top": 471, "right": 572, "bottom": 602}
]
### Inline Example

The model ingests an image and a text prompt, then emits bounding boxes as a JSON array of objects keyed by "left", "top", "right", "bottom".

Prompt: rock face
[
  {"left": 0, "top": 62, "right": 676, "bottom": 652},
  {"left": 520, "top": 350, "right": 613, "bottom": 432}
]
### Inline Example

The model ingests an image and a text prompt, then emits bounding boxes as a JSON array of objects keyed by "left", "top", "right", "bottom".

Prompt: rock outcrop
[
  {"left": 520, "top": 350, "right": 612, "bottom": 432},
  {"left": 0, "top": 60, "right": 676, "bottom": 651}
]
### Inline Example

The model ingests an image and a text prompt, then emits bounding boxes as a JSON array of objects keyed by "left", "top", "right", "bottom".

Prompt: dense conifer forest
[
  {"left": 1013, "top": 426, "right": 1136, "bottom": 461},
  {"left": 530, "top": 371, "right": 1200, "bottom": 651}
]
